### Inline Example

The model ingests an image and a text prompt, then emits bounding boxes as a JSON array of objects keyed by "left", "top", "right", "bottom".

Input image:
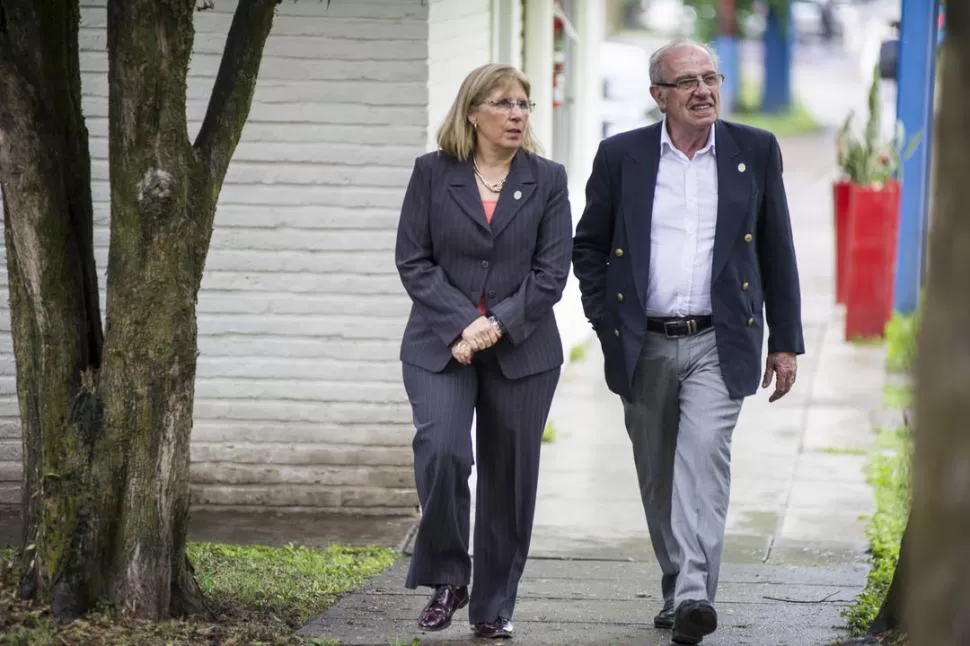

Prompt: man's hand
[
  {"left": 451, "top": 339, "right": 474, "bottom": 365},
  {"left": 462, "top": 316, "right": 501, "bottom": 351},
  {"left": 762, "top": 352, "right": 797, "bottom": 403}
]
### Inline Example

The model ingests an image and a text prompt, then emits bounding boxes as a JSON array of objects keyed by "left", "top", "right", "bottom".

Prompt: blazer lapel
[
  {"left": 622, "top": 123, "right": 662, "bottom": 313},
  {"left": 489, "top": 151, "right": 536, "bottom": 238},
  {"left": 711, "top": 121, "right": 755, "bottom": 283},
  {"left": 446, "top": 158, "right": 491, "bottom": 234}
]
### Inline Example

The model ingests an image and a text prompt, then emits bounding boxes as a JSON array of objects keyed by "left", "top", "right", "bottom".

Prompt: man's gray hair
[{"left": 648, "top": 39, "right": 720, "bottom": 85}]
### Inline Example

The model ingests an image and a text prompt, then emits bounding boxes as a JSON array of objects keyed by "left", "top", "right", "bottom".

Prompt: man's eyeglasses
[
  {"left": 654, "top": 73, "right": 725, "bottom": 92},
  {"left": 483, "top": 99, "right": 536, "bottom": 113}
]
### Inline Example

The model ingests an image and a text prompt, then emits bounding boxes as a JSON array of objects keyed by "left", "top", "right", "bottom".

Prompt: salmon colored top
[
  {"left": 482, "top": 199, "right": 497, "bottom": 223},
  {"left": 478, "top": 199, "right": 498, "bottom": 314}
]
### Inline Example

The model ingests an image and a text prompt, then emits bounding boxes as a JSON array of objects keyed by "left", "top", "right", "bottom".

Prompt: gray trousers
[
  {"left": 622, "top": 327, "right": 743, "bottom": 606},
  {"left": 402, "top": 350, "right": 560, "bottom": 623}
]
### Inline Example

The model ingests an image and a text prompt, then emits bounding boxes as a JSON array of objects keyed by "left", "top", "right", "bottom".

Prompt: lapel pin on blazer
[
  {"left": 737, "top": 162, "right": 746, "bottom": 173},
  {"left": 513, "top": 190, "right": 522, "bottom": 200}
]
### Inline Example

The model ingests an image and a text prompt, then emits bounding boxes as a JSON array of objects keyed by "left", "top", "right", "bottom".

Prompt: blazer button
[
  {"left": 616, "top": 292, "right": 624, "bottom": 302},
  {"left": 742, "top": 281, "right": 750, "bottom": 290},
  {"left": 487, "top": 290, "right": 496, "bottom": 298},
  {"left": 613, "top": 328, "right": 620, "bottom": 337},
  {"left": 481, "top": 260, "right": 489, "bottom": 268},
  {"left": 744, "top": 233, "right": 753, "bottom": 242},
  {"left": 747, "top": 317, "right": 754, "bottom": 325},
  {"left": 615, "top": 248, "right": 624, "bottom": 257}
]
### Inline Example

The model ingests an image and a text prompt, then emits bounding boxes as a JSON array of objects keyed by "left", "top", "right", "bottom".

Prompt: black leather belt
[{"left": 646, "top": 316, "right": 713, "bottom": 338}]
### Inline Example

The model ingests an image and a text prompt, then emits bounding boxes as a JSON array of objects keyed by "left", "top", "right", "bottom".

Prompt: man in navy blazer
[{"left": 573, "top": 40, "right": 804, "bottom": 644}]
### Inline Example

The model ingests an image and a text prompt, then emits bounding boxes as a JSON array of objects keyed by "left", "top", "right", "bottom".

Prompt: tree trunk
[
  {"left": 906, "top": 3, "right": 970, "bottom": 643},
  {"left": 0, "top": 0, "right": 105, "bottom": 614},
  {"left": 0, "top": 0, "right": 277, "bottom": 620}
]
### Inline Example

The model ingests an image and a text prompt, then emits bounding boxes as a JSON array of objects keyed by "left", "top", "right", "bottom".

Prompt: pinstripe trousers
[{"left": 402, "top": 349, "right": 560, "bottom": 624}]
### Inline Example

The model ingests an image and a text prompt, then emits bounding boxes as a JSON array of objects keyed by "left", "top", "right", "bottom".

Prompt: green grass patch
[
  {"left": 542, "top": 421, "right": 557, "bottom": 444},
  {"left": 885, "top": 313, "right": 918, "bottom": 374},
  {"left": 841, "top": 425, "right": 911, "bottom": 635},
  {"left": 818, "top": 446, "right": 868, "bottom": 456},
  {"left": 730, "top": 79, "right": 822, "bottom": 138},
  {"left": 189, "top": 542, "right": 396, "bottom": 623},
  {"left": 568, "top": 342, "right": 589, "bottom": 363},
  {"left": 0, "top": 542, "right": 397, "bottom": 645},
  {"left": 848, "top": 335, "right": 885, "bottom": 347},
  {"left": 883, "top": 384, "right": 912, "bottom": 411}
]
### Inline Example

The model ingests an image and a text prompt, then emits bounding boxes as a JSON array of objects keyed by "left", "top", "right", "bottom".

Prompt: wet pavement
[
  {"left": 300, "top": 559, "right": 867, "bottom": 645},
  {"left": 302, "top": 42, "right": 887, "bottom": 646}
]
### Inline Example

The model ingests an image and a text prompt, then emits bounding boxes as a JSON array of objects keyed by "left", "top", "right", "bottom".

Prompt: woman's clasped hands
[{"left": 450, "top": 316, "right": 502, "bottom": 365}]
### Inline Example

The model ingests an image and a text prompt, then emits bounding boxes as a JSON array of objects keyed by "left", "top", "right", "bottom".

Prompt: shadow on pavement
[{"left": 0, "top": 505, "right": 416, "bottom": 550}]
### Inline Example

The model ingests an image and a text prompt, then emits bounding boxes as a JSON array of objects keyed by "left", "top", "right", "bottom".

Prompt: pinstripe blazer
[{"left": 395, "top": 149, "right": 573, "bottom": 379}]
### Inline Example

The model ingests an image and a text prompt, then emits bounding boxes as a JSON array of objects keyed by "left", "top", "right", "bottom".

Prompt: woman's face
[{"left": 469, "top": 81, "right": 533, "bottom": 154}]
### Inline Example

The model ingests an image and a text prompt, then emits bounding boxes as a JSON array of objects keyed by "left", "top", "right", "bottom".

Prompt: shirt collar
[{"left": 660, "top": 117, "right": 716, "bottom": 157}]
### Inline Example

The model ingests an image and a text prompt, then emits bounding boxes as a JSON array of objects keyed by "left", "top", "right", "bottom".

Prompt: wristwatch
[{"left": 488, "top": 315, "right": 504, "bottom": 333}]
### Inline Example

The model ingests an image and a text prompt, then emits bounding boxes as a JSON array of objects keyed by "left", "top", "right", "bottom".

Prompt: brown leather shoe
[
  {"left": 472, "top": 617, "right": 513, "bottom": 639},
  {"left": 417, "top": 585, "right": 469, "bottom": 631}
]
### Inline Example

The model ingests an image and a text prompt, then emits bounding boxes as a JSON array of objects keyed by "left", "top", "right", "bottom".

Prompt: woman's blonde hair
[{"left": 436, "top": 63, "right": 542, "bottom": 160}]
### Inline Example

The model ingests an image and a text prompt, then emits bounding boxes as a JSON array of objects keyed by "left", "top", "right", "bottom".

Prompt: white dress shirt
[{"left": 646, "top": 119, "right": 718, "bottom": 317}]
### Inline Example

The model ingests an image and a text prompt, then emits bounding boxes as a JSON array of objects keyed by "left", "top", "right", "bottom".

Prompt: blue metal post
[
  {"left": 761, "top": 1, "right": 793, "bottom": 113},
  {"left": 892, "top": 0, "right": 939, "bottom": 314},
  {"left": 715, "top": 36, "right": 741, "bottom": 115}
]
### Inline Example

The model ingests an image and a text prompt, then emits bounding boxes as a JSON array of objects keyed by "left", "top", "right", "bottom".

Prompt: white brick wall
[
  {"left": 0, "top": 0, "right": 433, "bottom": 513},
  {"left": 426, "top": 0, "right": 493, "bottom": 150}
]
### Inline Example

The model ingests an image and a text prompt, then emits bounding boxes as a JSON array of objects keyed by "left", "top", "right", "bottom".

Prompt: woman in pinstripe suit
[{"left": 395, "top": 64, "right": 573, "bottom": 639}]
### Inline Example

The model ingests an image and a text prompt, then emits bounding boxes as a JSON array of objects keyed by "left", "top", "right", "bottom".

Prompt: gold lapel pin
[
  {"left": 737, "top": 162, "right": 746, "bottom": 173},
  {"left": 513, "top": 190, "right": 522, "bottom": 200}
]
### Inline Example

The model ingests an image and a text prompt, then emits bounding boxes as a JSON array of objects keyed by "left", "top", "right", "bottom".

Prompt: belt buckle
[{"left": 663, "top": 318, "right": 696, "bottom": 339}]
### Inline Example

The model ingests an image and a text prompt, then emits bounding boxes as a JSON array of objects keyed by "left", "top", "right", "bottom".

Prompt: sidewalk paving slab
[{"left": 300, "top": 558, "right": 866, "bottom": 646}]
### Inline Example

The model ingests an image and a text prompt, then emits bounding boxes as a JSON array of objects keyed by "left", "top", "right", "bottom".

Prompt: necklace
[{"left": 473, "top": 163, "right": 507, "bottom": 194}]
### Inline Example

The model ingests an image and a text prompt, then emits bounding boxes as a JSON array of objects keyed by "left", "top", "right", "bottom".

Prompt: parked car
[
  {"left": 878, "top": 5, "right": 945, "bottom": 82},
  {"left": 600, "top": 40, "right": 661, "bottom": 139},
  {"left": 791, "top": 0, "right": 844, "bottom": 43},
  {"left": 745, "top": 0, "right": 848, "bottom": 43}
]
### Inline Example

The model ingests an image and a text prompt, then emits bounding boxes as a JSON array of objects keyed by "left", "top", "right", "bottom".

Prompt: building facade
[{"left": 0, "top": 0, "right": 604, "bottom": 514}]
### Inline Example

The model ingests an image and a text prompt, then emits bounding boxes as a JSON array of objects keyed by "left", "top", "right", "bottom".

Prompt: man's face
[{"left": 650, "top": 45, "right": 721, "bottom": 131}]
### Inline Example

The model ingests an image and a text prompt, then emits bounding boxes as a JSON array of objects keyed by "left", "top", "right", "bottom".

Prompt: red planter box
[
  {"left": 844, "top": 181, "right": 900, "bottom": 341},
  {"left": 833, "top": 180, "right": 853, "bottom": 304}
]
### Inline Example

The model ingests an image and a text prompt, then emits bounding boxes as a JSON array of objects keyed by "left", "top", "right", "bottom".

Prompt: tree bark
[
  {"left": 0, "top": 0, "right": 277, "bottom": 620},
  {"left": 96, "top": 0, "right": 277, "bottom": 618},
  {"left": 0, "top": 0, "right": 104, "bottom": 614},
  {"left": 906, "top": 3, "right": 970, "bottom": 642}
]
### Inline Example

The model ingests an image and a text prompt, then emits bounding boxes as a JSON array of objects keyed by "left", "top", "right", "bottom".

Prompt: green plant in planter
[{"left": 837, "top": 65, "right": 922, "bottom": 188}]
